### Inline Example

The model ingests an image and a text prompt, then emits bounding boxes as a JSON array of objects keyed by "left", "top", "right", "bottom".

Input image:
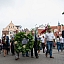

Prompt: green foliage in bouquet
[{"left": 14, "top": 32, "right": 34, "bottom": 53}]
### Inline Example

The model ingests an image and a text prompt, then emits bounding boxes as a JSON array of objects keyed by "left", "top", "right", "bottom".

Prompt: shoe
[
  {"left": 45, "top": 53, "right": 47, "bottom": 57},
  {"left": 36, "top": 56, "right": 39, "bottom": 58},
  {"left": 12, "top": 54, "right": 15, "bottom": 56},
  {"left": 26, "top": 56, "right": 29, "bottom": 57},
  {"left": 4, "top": 56, "right": 5, "bottom": 57},
  {"left": 31, "top": 56, "right": 34, "bottom": 58},
  {"left": 15, "top": 58, "right": 19, "bottom": 60},
  {"left": 50, "top": 56, "right": 54, "bottom": 58}
]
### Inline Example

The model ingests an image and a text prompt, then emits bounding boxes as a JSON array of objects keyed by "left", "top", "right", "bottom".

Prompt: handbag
[{"left": 44, "top": 46, "right": 47, "bottom": 52}]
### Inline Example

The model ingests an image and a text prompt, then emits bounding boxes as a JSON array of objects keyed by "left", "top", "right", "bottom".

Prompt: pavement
[{"left": 0, "top": 49, "right": 64, "bottom": 64}]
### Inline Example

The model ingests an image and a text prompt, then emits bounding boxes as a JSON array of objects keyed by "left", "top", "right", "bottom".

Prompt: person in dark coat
[
  {"left": 6, "top": 36, "right": 10, "bottom": 55},
  {"left": 10, "top": 37, "right": 15, "bottom": 55},
  {"left": 0, "top": 39, "right": 2, "bottom": 54},
  {"left": 31, "top": 34, "right": 39, "bottom": 58},
  {"left": 2, "top": 36, "right": 7, "bottom": 57}
]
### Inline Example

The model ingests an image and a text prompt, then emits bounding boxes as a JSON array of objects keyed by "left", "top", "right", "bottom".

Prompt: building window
[
  {"left": 17, "top": 27, "right": 18, "bottom": 29},
  {"left": 13, "top": 26, "right": 14, "bottom": 28},
  {"left": 9, "top": 26, "right": 10, "bottom": 28},
  {"left": 8, "top": 29, "right": 9, "bottom": 31},
  {"left": 10, "top": 32, "right": 12, "bottom": 34},
  {"left": 25, "top": 31, "right": 26, "bottom": 33}
]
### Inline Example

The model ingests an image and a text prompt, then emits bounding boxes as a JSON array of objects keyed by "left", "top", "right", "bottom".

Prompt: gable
[{"left": 3, "top": 21, "right": 17, "bottom": 31}]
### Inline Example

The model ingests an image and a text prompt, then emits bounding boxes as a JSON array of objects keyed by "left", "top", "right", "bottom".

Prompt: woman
[
  {"left": 2, "top": 36, "right": 7, "bottom": 57},
  {"left": 59, "top": 32, "right": 64, "bottom": 52},
  {"left": 37, "top": 35, "right": 41, "bottom": 54},
  {"left": 56, "top": 36, "right": 60, "bottom": 52},
  {"left": 41, "top": 36, "right": 45, "bottom": 53},
  {"left": 10, "top": 37, "right": 15, "bottom": 55}
]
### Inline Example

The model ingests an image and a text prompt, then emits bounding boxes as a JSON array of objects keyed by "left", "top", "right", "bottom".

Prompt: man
[
  {"left": 45, "top": 27, "right": 55, "bottom": 58},
  {"left": 31, "top": 31, "right": 39, "bottom": 58},
  {"left": 22, "top": 38, "right": 29, "bottom": 57}
]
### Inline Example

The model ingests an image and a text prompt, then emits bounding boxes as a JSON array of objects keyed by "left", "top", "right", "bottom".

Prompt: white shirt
[
  {"left": 41, "top": 37, "right": 45, "bottom": 43},
  {"left": 56, "top": 38, "right": 60, "bottom": 42},
  {"left": 60, "top": 36, "right": 64, "bottom": 43},
  {"left": 45, "top": 32, "right": 55, "bottom": 41}
]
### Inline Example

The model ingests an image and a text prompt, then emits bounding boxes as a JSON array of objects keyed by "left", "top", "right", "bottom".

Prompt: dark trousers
[
  {"left": 7, "top": 46, "right": 10, "bottom": 55},
  {"left": 31, "top": 48, "right": 33, "bottom": 57},
  {"left": 11, "top": 45, "right": 15, "bottom": 55},
  {"left": 42, "top": 43, "right": 45, "bottom": 53},
  {"left": 31, "top": 47, "right": 38, "bottom": 57}
]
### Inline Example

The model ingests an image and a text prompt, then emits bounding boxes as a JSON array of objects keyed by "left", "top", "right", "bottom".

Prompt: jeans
[
  {"left": 60, "top": 43, "right": 64, "bottom": 51},
  {"left": 22, "top": 51, "right": 29, "bottom": 57},
  {"left": 46, "top": 41, "right": 53, "bottom": 57},
  {"left": 57, "top": 42, "right": 60, "bottom": 52}
]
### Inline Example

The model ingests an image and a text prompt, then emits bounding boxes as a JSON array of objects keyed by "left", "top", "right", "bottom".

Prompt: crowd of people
[
  {"left": 0, "top": 28, "right": 64, "bottom": 60},
  {"left": 0, "top": 34, "right": 15, "bottom": 57}
]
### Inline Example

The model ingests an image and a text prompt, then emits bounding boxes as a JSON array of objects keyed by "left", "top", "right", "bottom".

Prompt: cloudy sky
[{"left": 0, "top": 0, "right": 64, "bottom": 37}]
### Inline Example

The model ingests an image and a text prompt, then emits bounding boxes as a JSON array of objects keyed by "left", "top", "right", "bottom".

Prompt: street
[{"left": 0, "top": 49, "right": 64, "bottom": 64}]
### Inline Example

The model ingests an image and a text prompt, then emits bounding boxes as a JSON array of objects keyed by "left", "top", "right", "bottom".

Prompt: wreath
[{"left": 14, "top": 32, "right": 34, "bottom": 53}]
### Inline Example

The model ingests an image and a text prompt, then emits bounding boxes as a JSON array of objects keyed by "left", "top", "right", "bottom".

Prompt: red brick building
[{"left": 38, "top": 25, "right": 64, "bottom": 37}]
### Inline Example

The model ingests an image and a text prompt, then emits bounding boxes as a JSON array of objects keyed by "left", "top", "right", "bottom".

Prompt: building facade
[
  {"left": 38, "top": 25, "right": 64, "bottom": 37},
  {"left": 2, "top": 21, "right": 22, "bottom": 39}
]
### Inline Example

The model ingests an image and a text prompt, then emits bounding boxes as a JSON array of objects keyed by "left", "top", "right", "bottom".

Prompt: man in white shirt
[{"left": 45, "top": 27, "right": 55, "bottom": 58}]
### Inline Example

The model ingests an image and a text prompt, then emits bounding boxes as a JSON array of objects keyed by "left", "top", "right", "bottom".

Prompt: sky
[{"left": 0, "top": 0, "right": 64, "bottom": 37}]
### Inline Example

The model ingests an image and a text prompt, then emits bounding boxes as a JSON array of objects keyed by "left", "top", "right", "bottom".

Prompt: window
[
  {"left": 9, "top": 26, "right": 10, "bottom": 28},
  {"left": 10, "top": 32, "right": 12, "bottom": 34},
  {"left": 8, "top": 29, "right": 9, "bottom": 31},
  {"left": 17, "top": 27, "right": 18, "bottom": 29},
  {"left": 13, "top": 26, "right": 14, "bottom": 28}
]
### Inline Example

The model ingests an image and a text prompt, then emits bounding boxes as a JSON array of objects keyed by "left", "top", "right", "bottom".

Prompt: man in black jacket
[{"left": 31, "top": 33, "right": 39, "bottom": 58}]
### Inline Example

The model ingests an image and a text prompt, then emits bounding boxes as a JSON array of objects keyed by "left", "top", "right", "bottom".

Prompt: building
[
  {"left": 22, "top": 28, "right": 30, "bottom": 34},
  {"left": 2, "top": 21, "right": 22, "bottom": 39},
  {"left": 38, "top": 25, "right": 64, "bottom": 37}
]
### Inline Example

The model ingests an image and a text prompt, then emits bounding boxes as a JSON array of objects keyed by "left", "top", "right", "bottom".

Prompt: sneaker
[
  {"left": 26, "top": 56, "right": 29, "bottom": 57},
  {"left": 15, "top": 58, "right": 19, "bottom": 60},
  {"left": 36, "top": 56, "right": 39, "bottom": 58},
  {"left": 50, "top": 56, "right": 54, "bottom": 58},
  {"left": 31, "top": 56, "right": 34, "bottom": 58}
]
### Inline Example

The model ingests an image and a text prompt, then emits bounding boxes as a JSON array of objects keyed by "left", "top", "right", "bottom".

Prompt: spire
[
  {"left": 58, "top": 21, "right": 60, "bottom": 26},
  {"left": 11, "top": 21, "right": 12, "bottom": 23}
]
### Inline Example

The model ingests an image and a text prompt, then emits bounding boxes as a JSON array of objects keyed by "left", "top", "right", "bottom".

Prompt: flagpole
[{"left": 61, "top": 24, "right": 62, "bottom": 32}]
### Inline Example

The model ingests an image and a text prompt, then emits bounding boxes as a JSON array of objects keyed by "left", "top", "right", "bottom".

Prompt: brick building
[{"left": 38, "top": 25, "right": 64, "bottom": 37}]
